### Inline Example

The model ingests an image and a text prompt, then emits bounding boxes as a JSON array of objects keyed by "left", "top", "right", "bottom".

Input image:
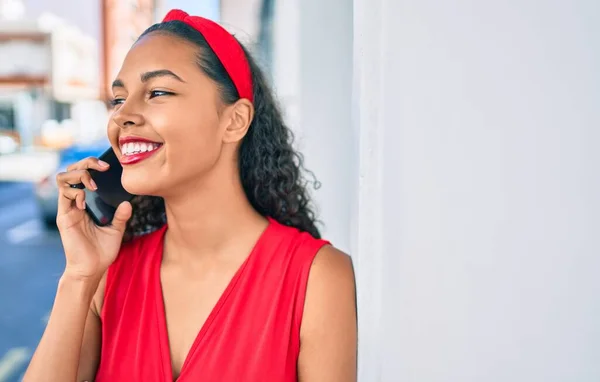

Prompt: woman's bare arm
[
  {"left": 23, "top": 273, "right": 106, "bottom": 382},
  {"left": 298, "top": 246, "right": 358, "bottom": 382}
]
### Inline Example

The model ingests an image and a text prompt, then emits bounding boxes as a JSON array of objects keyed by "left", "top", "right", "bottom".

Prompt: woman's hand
[{"left": 55, "top": 157, "right": 132, "bottom": 280}]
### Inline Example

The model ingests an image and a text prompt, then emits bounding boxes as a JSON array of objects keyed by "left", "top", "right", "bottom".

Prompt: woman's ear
[{"left": 222, "top": 98, "right": 254, "bottom": 143}]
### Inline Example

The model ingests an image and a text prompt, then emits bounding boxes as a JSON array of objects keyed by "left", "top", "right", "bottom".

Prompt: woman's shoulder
[
  {"left": 272, "top": 220, "right": 353, "bottom": 289},
  {"left": 298, "top": 244, "right": 356, "bottom": 372},
  {"left": 264, "top": 218, "right": 346, "bottom": 274}
]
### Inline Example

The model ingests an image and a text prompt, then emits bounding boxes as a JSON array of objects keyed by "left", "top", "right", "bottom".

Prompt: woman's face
[{"left": 107, "top": 33, "right": 226, "bottom": 196}]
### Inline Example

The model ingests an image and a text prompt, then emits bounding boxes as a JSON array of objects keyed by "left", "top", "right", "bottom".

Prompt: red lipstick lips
[{"left": 118, "top": 136, "right": 163, "bottom": 165}]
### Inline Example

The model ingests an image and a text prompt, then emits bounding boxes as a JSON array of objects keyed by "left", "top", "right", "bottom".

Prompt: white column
[
  {"left": 161, "top": 0, "right": 220, "bottom": 22},
  {"left": 271, "top": 0, "right": 301, "bottom": 132},
  {"left": 295, "top": 0, "right": 354, "bottom": 252},
  {"left": 219, "top": 0, "right": 262, "bottom": 45}
]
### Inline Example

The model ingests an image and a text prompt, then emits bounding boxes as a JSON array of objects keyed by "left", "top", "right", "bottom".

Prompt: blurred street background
[{"left": 0, "top": 181, "right": 64, "bottom": 381}]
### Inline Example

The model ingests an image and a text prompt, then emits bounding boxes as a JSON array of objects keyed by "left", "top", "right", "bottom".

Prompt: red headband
[{"left": 162, "top": 9, "right": 254, "bottom": 103}]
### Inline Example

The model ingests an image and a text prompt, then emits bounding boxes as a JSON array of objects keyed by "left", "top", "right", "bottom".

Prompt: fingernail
[
  {"left": 98, "top": 160, "right": 109, "bottom": 167},
  {"left": 82, "top": 201, "right": 86, "bottom": 209},
  {"left": 90, "top": 179, "right": 98, "bottom": 190}
]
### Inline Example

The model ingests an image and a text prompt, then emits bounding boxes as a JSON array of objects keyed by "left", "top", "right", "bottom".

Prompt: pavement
[
  {"left": 0, "top": 151, "right": 60, "bottom": 182},
  {"left": 0, "top": 181, "right": 66, "bottom": 382}
]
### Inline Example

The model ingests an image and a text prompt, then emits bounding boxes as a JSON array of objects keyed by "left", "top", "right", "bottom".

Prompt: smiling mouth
[{"left": 120, "top": 141, "right": 163, "bottom": 156}]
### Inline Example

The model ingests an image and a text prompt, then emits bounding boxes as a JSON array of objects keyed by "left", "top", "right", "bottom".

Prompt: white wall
[{"left": 354, "top": 0, "right": 600, "bottom": 381}]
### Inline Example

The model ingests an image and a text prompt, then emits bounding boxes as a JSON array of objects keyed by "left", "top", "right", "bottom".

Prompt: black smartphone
[{"left": 83, "top": 148, "right": 134, "bottom": 226}]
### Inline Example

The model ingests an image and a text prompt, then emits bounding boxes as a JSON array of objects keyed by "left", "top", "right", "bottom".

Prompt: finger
[
  {"left": 57, "top": 170, "right": 97, "bottom": 191},
  {"left": 75, "top": 190, "right": 86, "bottom": 210},
  {"left": 58, "top": 187, "right": 85, "bottom": 212},
  {"left": 66, "top": 156, "right": 110, "bottom": 172},
  {"left": 110, "top": 201, "right": 132, "bottom": 233}
]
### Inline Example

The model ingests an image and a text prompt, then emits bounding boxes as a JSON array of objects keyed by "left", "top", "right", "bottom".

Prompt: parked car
[{"left": 35, "top": 138, "right": 110, "bottom": 227}]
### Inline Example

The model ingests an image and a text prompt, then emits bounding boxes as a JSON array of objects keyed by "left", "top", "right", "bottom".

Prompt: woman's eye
[
  {"left": 109, "top": 98, "right": 125, "bottom": 107},
  {"left": 149, "top": 90, "right": 173, "bottom": 99}
]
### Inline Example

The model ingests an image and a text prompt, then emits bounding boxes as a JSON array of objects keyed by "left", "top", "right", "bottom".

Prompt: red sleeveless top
[{"left": 95, "top": 218, "right": 329, "bottom": 381}]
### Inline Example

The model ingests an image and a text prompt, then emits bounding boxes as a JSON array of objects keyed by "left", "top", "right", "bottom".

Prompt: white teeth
[{"left": 120, "top": 141, "right": 161, "bottom": 156}]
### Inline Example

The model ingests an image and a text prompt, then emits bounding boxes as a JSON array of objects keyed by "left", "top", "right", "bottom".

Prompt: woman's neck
[{"left": 160, "top": 168, "right": 266, "bottom": 262}]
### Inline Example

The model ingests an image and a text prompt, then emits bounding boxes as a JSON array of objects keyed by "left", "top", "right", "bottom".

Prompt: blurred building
[{"left": 0, "top": 2, "right": 102, "bottom": 150}]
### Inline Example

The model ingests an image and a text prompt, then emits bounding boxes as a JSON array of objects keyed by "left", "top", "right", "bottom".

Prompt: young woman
[{"left": 24, "top": 9, "right": 357, "bottom": 382}]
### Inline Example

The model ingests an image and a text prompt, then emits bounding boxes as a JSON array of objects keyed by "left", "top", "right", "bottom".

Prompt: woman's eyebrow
[
  {"left": 112, "top": 79, "right": 125, "bottom": 89},
  {"left": 111, "top": 70, "right": 185, "bottom": 90},
  {"left": 140, "top": 69, "right": 186, "bottom": 83}
]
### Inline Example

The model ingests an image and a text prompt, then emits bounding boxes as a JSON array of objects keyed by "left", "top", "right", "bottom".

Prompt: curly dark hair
[{"left": 122, "top": 20, "right": 321, "bottom": 241}]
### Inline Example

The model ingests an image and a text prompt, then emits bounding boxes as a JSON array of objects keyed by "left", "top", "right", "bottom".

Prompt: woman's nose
[{"left": 112, "top": 104, "right": 145, "bottom": 128}]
